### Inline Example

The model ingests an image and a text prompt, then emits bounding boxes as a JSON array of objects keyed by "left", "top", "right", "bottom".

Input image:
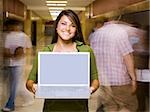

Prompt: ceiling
[{"left": 19, "top": 0, "right": 95, "bottom": 20}]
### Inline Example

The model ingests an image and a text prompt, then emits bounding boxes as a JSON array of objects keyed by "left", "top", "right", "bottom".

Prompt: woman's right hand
[{"left": 26, "top": 80, "right": 37, "bottom": 94}]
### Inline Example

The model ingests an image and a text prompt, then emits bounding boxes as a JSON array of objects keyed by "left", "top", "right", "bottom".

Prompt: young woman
[{"left": 26, "top": 9, "right": 99, "bottom": 112}]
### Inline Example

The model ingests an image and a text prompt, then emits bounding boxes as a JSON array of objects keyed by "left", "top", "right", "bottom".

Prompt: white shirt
[
  {"left": 90, "top": 24, "right": 134, "bottom": 85},
  {"left": 4, "top": 31, "right": 32, "bottom": 66}
]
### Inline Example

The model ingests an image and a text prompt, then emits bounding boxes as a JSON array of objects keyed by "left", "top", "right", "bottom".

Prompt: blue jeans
[{"left": 4, "top": 66, "right": 23, "bottom": 109}]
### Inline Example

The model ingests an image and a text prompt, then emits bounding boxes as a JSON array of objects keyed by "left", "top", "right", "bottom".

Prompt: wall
[
  {"left": 36, "top": 19, "right": 45, "bottom": 51},
  {"left": 3, "top": 0, "right": 26, "bottom": 19},
  {"left": 122, "top": 10, "right": 149, "bottom": 69},
  {"left": 92, "top": 0, "right": 144, "bottom": 17},
  {"left": 36, "top": 20, "right": 45, "bottom": 42},
  {"left": 0, "top": 0, "right": 4, "bottom": 107},
  {"left": 78, "top": 11, "right": 97, "bottom": 44}
]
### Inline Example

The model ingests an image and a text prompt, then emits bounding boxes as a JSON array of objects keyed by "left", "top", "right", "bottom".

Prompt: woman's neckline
[{"left": 53, "top": 42, "right": 78, "bottom": 52}]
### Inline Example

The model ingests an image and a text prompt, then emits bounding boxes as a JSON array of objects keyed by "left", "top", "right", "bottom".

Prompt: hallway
[{"left": 0, "top": 0, "right": 149, "bottom": 112}]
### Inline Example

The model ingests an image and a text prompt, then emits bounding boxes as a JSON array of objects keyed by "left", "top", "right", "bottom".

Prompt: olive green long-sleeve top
[{"left": 28, "top": 41, "right": 98, "bottom": 112}]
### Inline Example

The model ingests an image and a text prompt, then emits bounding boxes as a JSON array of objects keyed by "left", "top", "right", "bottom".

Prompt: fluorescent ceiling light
[
  {"left": 46, "top": 1, "right": 67, "bottom": 4},
  {"left": 49, "top": 11, "right": 61, "bottom": 15},
  {"left": 50, "top": 12, "right": 60, "bottom": 16},
  {"left": 46, "top": 3, "right": 66, "bottom": 6},
  {"left": 48, "top": 7, "right": 64, "bottom": 10},
  {"left": 65, "top": 7, "right": 86, "bottom": 11},
  {"left": 49, "top": 10, "right": 61, "bottom": 13}
]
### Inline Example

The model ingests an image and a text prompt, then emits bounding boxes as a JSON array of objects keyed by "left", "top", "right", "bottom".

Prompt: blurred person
[
  {"left": 2, "top": 20, "right": 32, "bottom": 112},
  {"left": 88, "top": 21, "right": 102, "bottom": 44},
  {"left": 89, "top": 21, "right": 138, "bottom": 112},
  {"left": 26, "top": 9, "right": 99, "bottom": 112}
]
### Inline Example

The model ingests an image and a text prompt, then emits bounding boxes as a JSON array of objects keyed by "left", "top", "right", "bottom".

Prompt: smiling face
[{"left": 56, "top": 15, "right": 77, "bottom": 42}]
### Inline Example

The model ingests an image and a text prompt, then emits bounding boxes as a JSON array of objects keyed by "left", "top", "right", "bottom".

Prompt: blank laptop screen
[{"left": 38, "top": 52, "right": 90, "bottom": 86}]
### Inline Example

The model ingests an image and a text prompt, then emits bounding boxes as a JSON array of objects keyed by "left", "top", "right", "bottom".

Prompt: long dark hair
[{"left": 51, "top": 9, "right": 85, "bottom": 44}]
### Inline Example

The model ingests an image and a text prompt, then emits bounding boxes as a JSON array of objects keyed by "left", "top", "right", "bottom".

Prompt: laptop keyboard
[{"left": 36, "top": 86, "right": 90, "bottom": 98}]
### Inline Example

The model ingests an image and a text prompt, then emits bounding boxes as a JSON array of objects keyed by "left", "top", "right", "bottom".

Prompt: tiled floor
[
  {"left": 14, "top": 99, "right": 44, "bottom": 112},
  {"left": 0, "top": 64, "right": 45, "bottom": 112}
]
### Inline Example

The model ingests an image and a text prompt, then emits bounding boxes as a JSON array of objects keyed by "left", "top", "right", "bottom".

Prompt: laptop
[{"left": 35, "top": 52, "right": 90, "bottom": 99}]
